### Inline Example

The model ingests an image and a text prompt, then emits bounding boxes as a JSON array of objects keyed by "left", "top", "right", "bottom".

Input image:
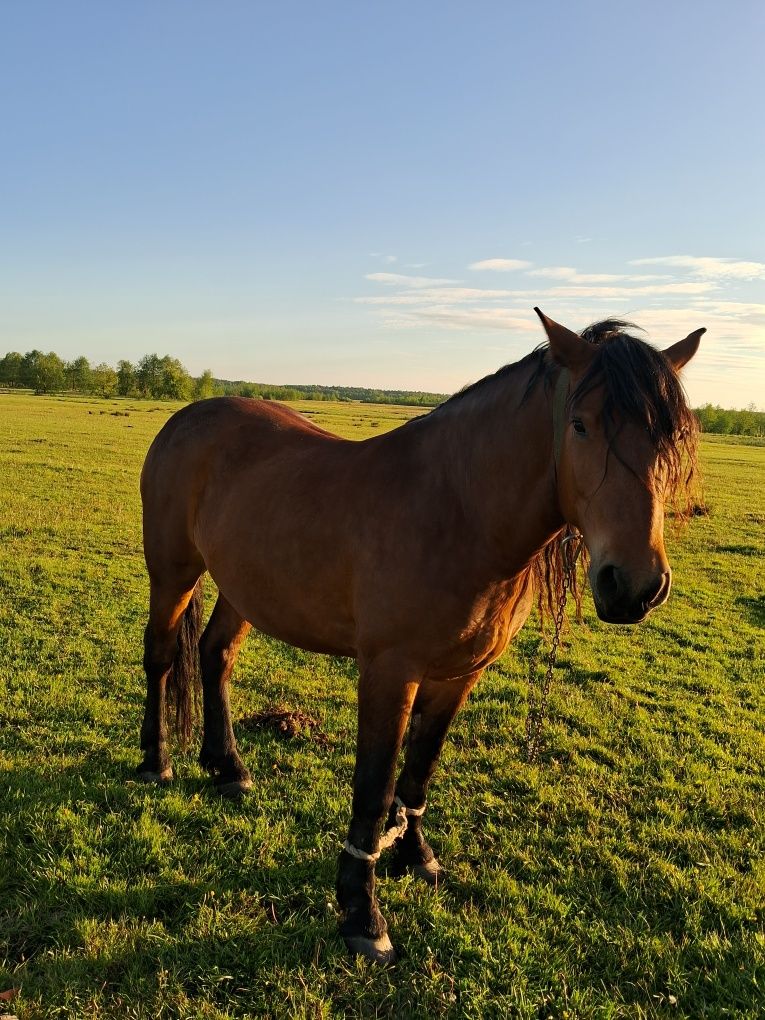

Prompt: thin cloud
[
  {"left": 526, "top": 266, "right": 579, "bottom": 280},
  {"left": 360, "top": 275, "right": 718, "bottom": 307},
  {"left": 383, "top": 306, "right": 537, "bottom": 332},
  {"left": 528, "top": 281, "right": 717, "bottom": 299},
  {"left": 468, "top": 258, "right": 533, "bottom": 272},
  {"left": 630, "top": 255, "right": 765, "bottom": 281},
  {"left": 691, "top": 299, "right": 765, "bottom": 320},
  {"left": 365, "top": 272, "right": 461, "bottom": 288},
  {"left": 412, "top": 307, "right": 536, "bottom": 331},
  {"left": 355, "top": 286, "right": 518, "bottom": 306},
  {"left": 526, "top": 266, "right": 664, "bottom": 284}
]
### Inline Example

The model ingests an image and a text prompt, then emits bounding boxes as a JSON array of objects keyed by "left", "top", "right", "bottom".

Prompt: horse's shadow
[
  {"left": 3, "top": 743, "right": 760, "bottom": 1013},
  {"left": 736, "top": 593, "right": 765, "bottom": 627},
  {"left": 1, "top": 745, "right": 348, "bottom": 985}
]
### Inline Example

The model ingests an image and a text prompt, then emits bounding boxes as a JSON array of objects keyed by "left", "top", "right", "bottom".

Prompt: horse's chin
[{"left": 594, "top": 603, "right": 651, "bottom": 626}]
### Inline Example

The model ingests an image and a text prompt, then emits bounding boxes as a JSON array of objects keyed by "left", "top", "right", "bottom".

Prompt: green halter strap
[{"left": 552, "top": 368, "right": 570, "bottom": 472}]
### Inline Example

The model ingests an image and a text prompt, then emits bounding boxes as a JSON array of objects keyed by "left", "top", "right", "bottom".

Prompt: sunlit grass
[{"left": 0, "top": 392, "right": 763, "bottom": 1019}]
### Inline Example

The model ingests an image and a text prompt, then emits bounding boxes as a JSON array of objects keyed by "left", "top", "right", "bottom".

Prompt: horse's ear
[
  {"left": 534, "top": 307, "right": 594, "bottom": 372},
  {"left": 662, "top": 328, "right": 705, "bottom": 371}
]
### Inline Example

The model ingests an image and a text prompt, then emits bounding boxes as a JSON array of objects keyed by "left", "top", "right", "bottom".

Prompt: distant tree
[
  {"left": 157, "top": 356, "right": 192, "bottom": 400},
  {"left": 117, "top": 360, "right": 137, "bottom": 397},
  {"left": 91, "top": 363, "right": 118, "bottom": 397},
  {"left": 65, "top": 356, "right": 93, "bottom": 393},
  {"left": 0, "top": 351, "right": 23, "bottom": 387},
  {"left": 694, "top": 403, "right": 765, "bottom": 437},
  {"left": 194, "top": 369, "right": 216, "bottom": 400},
  {"left": 694, "top": 404, "right": 716, "bottom": 433},
  {"left": 136, "top": 354, "right": 163, "bottom": 397},
  {"left": 20, "top": 350, "right": 43, "bottom": 389},
  {"left": 739, "top": 406, "right": 761, "bottom": 435},
  {"left": 20, "top": 350, "right": 66, "bottom": 393},
  {"left": 714, "top": 408, "right": 735, "bottom": 434}
]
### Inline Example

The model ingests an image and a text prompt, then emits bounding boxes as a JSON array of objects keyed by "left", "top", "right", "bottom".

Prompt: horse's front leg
[
  {"left": 389, "top": 671, "right": 483, "bottom": 884},
  {"left": 337, "top": 654, "right": 419, "bottom": 963}
]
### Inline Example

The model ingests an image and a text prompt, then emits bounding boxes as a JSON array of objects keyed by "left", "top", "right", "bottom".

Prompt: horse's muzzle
[{"left": 593, "top": 564, "right": 671, "bottom": 625}]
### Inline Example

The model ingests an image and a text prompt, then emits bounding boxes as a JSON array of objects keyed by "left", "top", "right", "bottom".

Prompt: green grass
[{"left": 0, "top": 392, "right": 763, "bottom": 1019}]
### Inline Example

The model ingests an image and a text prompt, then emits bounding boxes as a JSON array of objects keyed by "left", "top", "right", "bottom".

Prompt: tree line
[
  {"left": 0, "top": 350, "right": 204, "bottom": 400},
  {"left": 0, "top": 349, "right": 447, "bottom": 406},
  {"left": 1, "top": 348, "right": 762, "bottom": 432},
  {"left": 694, "top": 403, "right": 765, "bottom": 437}
]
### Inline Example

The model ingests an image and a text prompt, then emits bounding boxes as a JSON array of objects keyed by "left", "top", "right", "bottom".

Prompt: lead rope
[{"left": 525, "top": 528, "right": 583, "bottom": 764}]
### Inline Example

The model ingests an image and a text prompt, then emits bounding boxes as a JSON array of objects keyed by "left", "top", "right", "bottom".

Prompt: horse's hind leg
[
  {"left": 388, "top": 671, "right": 483, "bottom": 884},
  {"left": 138, "top": 575, "right": 202, "bottom": 783},
  {"left": 198, "top": 593, "right": 252, "bottom": 797}
]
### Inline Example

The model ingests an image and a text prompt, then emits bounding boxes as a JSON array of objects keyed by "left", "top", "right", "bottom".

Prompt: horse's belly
[
  {"left": 204, "top": 546, "right": 358, "bottom": 657},
  {"left": 237, "top": 593, "right": 356, "bottom": 657}
]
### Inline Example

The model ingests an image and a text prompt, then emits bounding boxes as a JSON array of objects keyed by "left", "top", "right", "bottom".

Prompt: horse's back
[
  {"left": 144, "top": 396, "right": 339, "bottom": 480},
  {"left": 147, "top": 396, "right": 336, "bottom": 459}
]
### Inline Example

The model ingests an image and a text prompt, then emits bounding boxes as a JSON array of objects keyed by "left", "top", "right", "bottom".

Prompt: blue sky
[{"left": 1, "top": 1, "right": 763, "bottom": 406}]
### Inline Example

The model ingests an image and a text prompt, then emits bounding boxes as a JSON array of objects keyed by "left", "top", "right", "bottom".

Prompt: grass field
[{"left": 0, "top": 392, "right": 763, "bottom": 1020}]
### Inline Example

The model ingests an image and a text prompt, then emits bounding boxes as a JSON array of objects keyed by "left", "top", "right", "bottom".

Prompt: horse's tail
[{"left": 166, "top": 578, "right": 204, "bottom": 748}]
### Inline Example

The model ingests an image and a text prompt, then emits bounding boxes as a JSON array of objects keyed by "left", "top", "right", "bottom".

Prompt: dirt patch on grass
[{"left": 239, "top": 704, "right": 331, "bottom": 746}]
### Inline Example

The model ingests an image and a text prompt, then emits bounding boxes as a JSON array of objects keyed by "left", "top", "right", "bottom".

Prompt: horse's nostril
[
  {"left": 643, "top": 571, "right": 671, "bottom": 611},
  {"left": 596, "top": 564, "right": 621, "bottom": 603},
  {"left": 641, "top": 578, "right": 663, "bottom": 611}
]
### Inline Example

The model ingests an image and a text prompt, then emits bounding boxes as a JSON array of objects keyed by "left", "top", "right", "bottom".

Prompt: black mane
[
  {"left": 436, "top": 346, "right": 546, "bottom": 411},
  {"left": 569, "top": 321, "right": 698, "bottom": 500}
]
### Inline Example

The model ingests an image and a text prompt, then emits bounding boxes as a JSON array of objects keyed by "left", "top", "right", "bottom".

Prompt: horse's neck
[{"left": 428, "top": 370, "right": 564, "bottom": 576}]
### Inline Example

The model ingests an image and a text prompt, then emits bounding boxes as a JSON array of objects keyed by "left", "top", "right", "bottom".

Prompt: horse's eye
[{"left": 572, "top": 418, "right": 587, "bottom": 436}]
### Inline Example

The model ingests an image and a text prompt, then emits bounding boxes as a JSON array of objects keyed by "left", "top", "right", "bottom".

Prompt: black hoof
[
  {"left": 215, "top": 778, "right": 253, "bottom": 798},
  {"left": 343, "top": 932, "right": 397, "bottom": 964},
  {"left": 412, "top": 858, "right": 443, "bottom": 886}
]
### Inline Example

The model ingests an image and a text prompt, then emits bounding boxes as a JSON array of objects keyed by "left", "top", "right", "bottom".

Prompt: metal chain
[{"left": 525, "top": 530, "right": 582, "bottom": 764}]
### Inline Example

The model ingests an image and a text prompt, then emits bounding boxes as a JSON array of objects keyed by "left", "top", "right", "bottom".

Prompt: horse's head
[{"left": 535, "top": 309, "right": 703, "bottom": 624}]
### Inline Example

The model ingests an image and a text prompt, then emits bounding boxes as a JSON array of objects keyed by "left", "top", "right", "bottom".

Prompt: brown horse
[{"left": 138, "top": 310, "right": 703, "bottom": 962}]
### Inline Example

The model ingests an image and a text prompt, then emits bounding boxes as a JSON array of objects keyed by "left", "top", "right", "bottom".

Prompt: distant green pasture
[{"left": 0, "top": 393, "right": 763, "bottom": 1019}]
